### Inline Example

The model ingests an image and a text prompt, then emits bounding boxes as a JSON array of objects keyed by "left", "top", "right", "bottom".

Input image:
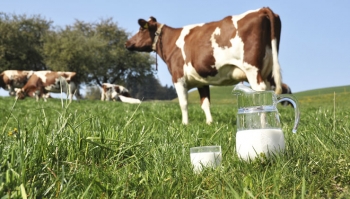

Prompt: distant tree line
[{"left": 0, "top": 12, "right": 177, "bottom": 100}]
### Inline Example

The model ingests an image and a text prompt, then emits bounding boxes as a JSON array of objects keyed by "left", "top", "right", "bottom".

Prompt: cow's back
[
  {"left": 138, "top": 9, "right": 280, "bottom": 91},
  {"left": 0, "top": 70, "right": 33, "bottom": 89}
]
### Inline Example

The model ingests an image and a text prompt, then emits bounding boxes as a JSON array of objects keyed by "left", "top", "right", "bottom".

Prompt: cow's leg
[
  {"left": 243, "top": 65, "right": 271, "bottom": 128},
  {"left": 74, "top": 90, "right": 80, "bottom": 101},
  {"left": 9, "top": 86, "right": 15, "bottom": 96},
  {"left": 105, "top": 93, "right": 110, "bottom": 101},
  {"left": 40, "top": 90, "right": 49, "bottom": 102},
  {"left": 197, "top": 86, "right": 212, "bottom": 124},
  {"left": 68, "top": 85, "right": 73, "bottom": 102},
  {"left": 34, "top": 90, "right": 40, "bottom": 102},
  {"left": 44, "top": 93, "right": 50, "bottom": 101},
  {"left": 37, "top": 94, "right": 41, "bottom": 102},
  {"left": 69, "top": 92, "right": 73, "bottom": 102},
  {"left": 71, "top": 83, "right": 80, "bottom": 101},
  {"left": 101, "top": 90, "right": 105, "bottom": 101},
  {"left": 243, "top": 64, "right": 267, "bottom": 91},
  {"left": 174, "top": 81, "right": 189, "bottom": 124}
]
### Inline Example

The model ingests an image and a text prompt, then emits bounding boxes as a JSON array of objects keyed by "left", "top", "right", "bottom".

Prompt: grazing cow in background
[
  {"left": 0, "top": 70, "right": 34, "bottom": 96},
  {"left": 101, "top": 83, "right": 141, "bottom": 104},
  {"left": 125, "top": 7, "right": 282, "bottom": 124},
  {"left": 280, "top": 83, "right": 292, "bottom": 95},
  {"left": 16, "top": 71, "right": 81, "bottom": 102}
]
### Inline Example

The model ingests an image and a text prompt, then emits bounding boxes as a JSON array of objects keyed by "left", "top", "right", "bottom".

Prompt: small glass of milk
[{"left": 190, "top": 146, "right": 222, "bottom": 173}]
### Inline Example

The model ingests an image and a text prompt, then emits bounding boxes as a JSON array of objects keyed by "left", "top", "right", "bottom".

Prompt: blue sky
[{"left": 1, "top": 0, "right": 349, "bottom": 96}]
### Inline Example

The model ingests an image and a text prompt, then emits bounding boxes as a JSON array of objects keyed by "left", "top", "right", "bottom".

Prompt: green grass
[{"left": 1, "top": 85, "right": 350, "bottom": 198}]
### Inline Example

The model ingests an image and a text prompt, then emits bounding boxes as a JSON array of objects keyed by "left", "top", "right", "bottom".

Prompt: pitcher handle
[{"left": 277, "top": 95, "right": 300, "bottom": 133}]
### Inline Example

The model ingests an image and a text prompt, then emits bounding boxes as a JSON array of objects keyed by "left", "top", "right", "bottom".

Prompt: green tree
[
  {"left": 0, "top": 12, "right": 176, "bottom": 101},
  {"left": 0, "top": 13, "right": 52, "bottom": 71},
  {"left": 43, "top": 25, "right": 97, "bottom": 83},
  {"left": 127, "top": 74, "right": 176, "bottom": 101},
  {"left": 43, "top": 18, "right": 155, "bottom": 87}
]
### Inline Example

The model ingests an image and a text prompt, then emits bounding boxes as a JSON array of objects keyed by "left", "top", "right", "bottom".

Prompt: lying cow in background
[
  {"left": 16, "top": 71, "right": 81, "bottom": 102},
  {"left": 0, "top": 70, "right": 34, "bottom": 96},
  {"left": 118, "top": 95, "right": 142, "bottom": 104},
  {"left": 101, "top": 83, "right": 141, "bottom": 104},
  {"left": 101, "top": 83, "right": 131, "bottom": 101},
  {"left": 125, "top": 7, "right": 282, "bottom": 124}
]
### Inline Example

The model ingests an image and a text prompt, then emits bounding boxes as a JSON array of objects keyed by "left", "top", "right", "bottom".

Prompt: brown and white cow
[
  {"left": 101, "top": 83, "right": 141, "bottom": 104},
  {"left": 280, "top": 83, "right": 292, "bottom": 95},
  {"left": 125, "top": 7, "right": 283, "bottom": 124},
  {"left": 16, "top": 71, "right": 81, "bottom": 102},
  {"left": 0, "top": 70, "right": 34, "bottom": 96}
]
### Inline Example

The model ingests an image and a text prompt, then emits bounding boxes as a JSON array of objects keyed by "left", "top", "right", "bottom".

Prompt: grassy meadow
[{"left": 1, "top": 85, "right": 350, "bottom": 198}]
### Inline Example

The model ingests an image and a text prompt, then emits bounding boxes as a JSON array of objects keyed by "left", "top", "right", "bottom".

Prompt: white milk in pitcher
[
  {"left": 236, "top": 128, "right": 285, "bottom": 161},
  {"left": 190, "top": 152, "right": 222, "bottom": 172}
]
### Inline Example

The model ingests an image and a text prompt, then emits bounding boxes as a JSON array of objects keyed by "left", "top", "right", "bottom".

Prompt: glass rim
[{"left": 190, "top": 145, "right": 221, "bottom": 153}]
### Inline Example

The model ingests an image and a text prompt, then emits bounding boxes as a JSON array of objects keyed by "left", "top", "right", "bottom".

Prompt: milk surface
[
  {"left": 190, "top": 152, "right": 222, "bottom": 172},
  {"left": 236, "top": 128, "right": 285, "bottom": 161}
]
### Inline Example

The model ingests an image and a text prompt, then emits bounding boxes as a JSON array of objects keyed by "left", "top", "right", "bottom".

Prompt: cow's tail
[{"left": 264, "top": 7, "right": 282, "bottom": 94}]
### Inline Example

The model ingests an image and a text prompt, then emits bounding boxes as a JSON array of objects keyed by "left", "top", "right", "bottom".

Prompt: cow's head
[
  {"left": 15, "top": 88, "right": 40, "bottom": 100},
  {"left": 120, "top": 90, "right": 131, "bottom": 97},
  {"left": 125, "top": 17, "right": 161, "bottom": 52},
  {"left": 15, "top": 88, "right": 27, "bottom": 100},
  {"left": 118, "top": 86, "right": 131, "bottom": 97},
  {"left": 110, "top": 90, "right": 119, "bottom": 100},
  {"left": 109, "top": 86, "right": 131, "bottom": 100}
]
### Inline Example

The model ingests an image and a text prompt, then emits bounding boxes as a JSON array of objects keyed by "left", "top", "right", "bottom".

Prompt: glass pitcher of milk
[{"left": 233, "top": 83, "right": 300, "bottom": 161}]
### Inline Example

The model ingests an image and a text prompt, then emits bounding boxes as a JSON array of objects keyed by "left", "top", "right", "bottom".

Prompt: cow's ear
[
  {"left": 149, "top": 16, "right": 157, "bottom": 22},
  {"left": 138, "top": 19, "right": 148, "bottom": 29}
]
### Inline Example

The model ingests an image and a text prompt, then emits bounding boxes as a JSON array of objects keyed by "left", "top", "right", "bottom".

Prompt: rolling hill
[{"left": 172, "top": 85, "right": 350, "bottom": 107}]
